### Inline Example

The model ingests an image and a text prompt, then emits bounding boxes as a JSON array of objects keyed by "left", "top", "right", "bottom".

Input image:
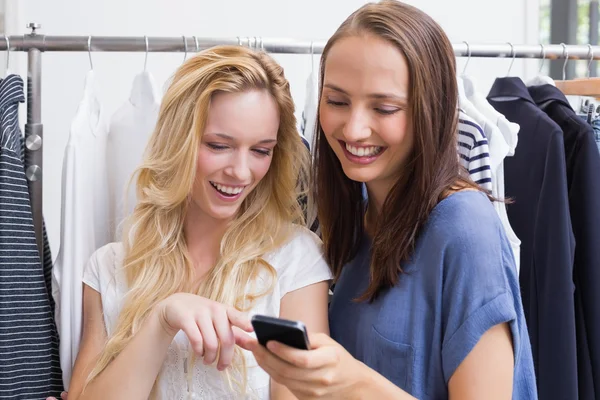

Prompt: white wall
[{"left": 6, "top": 0, "right": 539, "bottom": 258}]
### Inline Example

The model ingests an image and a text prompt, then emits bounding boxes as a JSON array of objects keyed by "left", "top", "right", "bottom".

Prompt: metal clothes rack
[{"left": 7, "top": 22, "right": 600, "bottom": 264}]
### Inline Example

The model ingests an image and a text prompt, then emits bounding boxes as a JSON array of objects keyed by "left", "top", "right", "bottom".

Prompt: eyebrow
[
  {"left": 213, "top": 133, "right": 277, "bottom": 144},
  {"left": 323, "top": 83, "right": 407, "bottom": 101}
]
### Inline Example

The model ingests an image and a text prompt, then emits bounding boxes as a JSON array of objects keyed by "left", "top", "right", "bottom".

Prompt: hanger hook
[
  {"left": 462, "top": 41, "right": 471, "bottom": 75},
  {"left": 236, "top": 36, "right": 241, "bottom": 46},
  {"left": 4, "top": 36, "right": 9, "bottom": 74},
  {"left": 182, "top": 35, "right": 188, "bottom": 62},
  {"left": 144, "top": 36, "right": 149, "bottom": 71},
  {"left": 506, "top": 42, "right": 516, "bottom": 76},
  {"left": 260, "top": 37, "right": 264, "bottom": 52},
  {"left": 561, "top": 43, "right": 568, "bottom": 80},
  {"left": 310, "top": 41, "right": 315, "bottom": 76},
  {"left": 539, "top": 44, "right": 546, "bottom": 74},
  {"left": 87, "top": 36, "right": 93, "bottom": 70},
  {"left": 587, "top": 44, "right": 594, "bottom": 78},
  {"left": 193, "top": 36, "right": 199, "bottom": 54}
]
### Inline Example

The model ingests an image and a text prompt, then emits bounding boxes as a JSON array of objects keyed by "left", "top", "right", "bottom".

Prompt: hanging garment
[
  {"left": 529, "top": 84, "right": 600, "bottom": 400},
  {"left": 0, "top": 74, "right": 63, "bottom": 398},
  {"left": 488, "top": 77, "right": 577, "bottom": 400},
  {"left": 592, "top": 118, "right": 600, "bottom": 154},
  {"left": 52, "top": 70, "right": 110, "bottom": 389},
  {"left": 106, "top": 71, "right": 160, "bottom": 241},
  {"left": 12, "top": 110, "right": 56, "bottom": 318},
  {"left": 462, "top": 76, "right": 521, "bottom": 273},
  {"left": 456, "top": 111, "right": 493, "bottom": 192},
  {"left": 300, "top": 71, "right": 318, "bottom": 148}
]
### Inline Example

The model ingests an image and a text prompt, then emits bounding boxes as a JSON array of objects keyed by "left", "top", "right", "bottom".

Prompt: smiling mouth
[
  {"left": 209, "top": 181, "right": 246, "bottom": 197},
  {"left": 343, "top": 142, "right": 384, "bottom": 157}
]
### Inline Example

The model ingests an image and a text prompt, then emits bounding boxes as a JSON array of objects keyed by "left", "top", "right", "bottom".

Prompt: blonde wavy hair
[{"left": 86, "top": 45, "right": 310, "bottom": 396}]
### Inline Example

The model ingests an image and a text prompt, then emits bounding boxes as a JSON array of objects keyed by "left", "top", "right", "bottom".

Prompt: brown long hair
[{"left": 313, "top": 0, "right": 484, "bottom": 301}]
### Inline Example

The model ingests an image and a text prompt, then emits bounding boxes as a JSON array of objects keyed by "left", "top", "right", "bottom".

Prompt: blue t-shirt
[{"left": 329, "top": 191, "right": 538, "bottom": 399}]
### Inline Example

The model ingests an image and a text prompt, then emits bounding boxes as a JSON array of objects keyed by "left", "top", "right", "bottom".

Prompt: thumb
[{"left": 226, "top": 307, "right": 253, "bottom": 332}]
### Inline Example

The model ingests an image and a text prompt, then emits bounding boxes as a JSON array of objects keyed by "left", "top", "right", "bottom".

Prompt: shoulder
[
  {"left": 428, "top": 190, "right": 501, "bottom": 244},
  {"left": 265, "top": 225, "right": 332, "bottom": 296},
  {"left": 83, "top": 242, "right": 125, "bottom": 291},
  {"left": 265, "top": 225, "right": 324, "bottom": 265},
  {"left": 457, "top": 112, "right": 486, "bottom": 143},
  {"left": 422, "top": 190, "right": 514, "bottom": 276},
  {"left": 90, "top": 242, "right": 125, "bottom": 267}
]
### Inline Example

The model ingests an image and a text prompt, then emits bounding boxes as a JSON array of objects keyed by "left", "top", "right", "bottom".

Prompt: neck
[
  {"left": 364, "top": 181, "right": 392, "bottom": 235},
  {"left": 366, "top": 180, "right": 392, "bottom": 215},
  {"left": 183, "top": 205, "right": 232, "bottom": 280}
]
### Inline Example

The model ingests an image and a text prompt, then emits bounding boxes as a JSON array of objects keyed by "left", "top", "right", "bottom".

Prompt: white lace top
[{"left": 82, "top": 227, "right": 333, "bottom": 400}]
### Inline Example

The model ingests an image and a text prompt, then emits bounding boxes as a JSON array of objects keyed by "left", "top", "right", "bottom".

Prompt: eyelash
[
  {"left": 326, "top": 100, "right": 400, "bottom": 116},
  {"left": 206, "top": 143, "right": 271, "bottom": 156}
]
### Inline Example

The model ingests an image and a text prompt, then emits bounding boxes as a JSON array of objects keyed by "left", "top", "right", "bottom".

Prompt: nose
[
  {"left": 224, "top": 150, "right": 252, "bottom": 183},
  {"left": 342, "top": 107, "right": 372, "bottom": 143}
]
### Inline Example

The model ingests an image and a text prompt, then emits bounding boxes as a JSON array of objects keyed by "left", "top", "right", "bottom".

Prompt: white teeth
[
  {"left": 210, "top": 182, "right": 244, "bottom": 195},
  {"left": 345, "top": 143, "right": 382, "bottom": 157}
]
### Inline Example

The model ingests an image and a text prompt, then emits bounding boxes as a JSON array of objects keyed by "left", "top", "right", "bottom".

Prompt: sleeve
[
  {"left": 277, "top": 228, "right": 333, "bottom": 298},
  {"left": 440, "top": 210, "right": 518, "bottom": 382},
  {"left": 82, "top": 248, "right": 103, "bottom": 292},
  {"left": 457, "top": 117, "right": 493, "bottom": 192},
  {"left": 532, "top": 132, "right": 578, "bottom": 399}
]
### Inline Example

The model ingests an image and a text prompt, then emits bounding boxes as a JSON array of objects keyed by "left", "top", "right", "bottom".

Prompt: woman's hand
[
  {"left": 157, "top": 293, "right": 254, "bottom": 371},
  {"left": 241, "top": 333, "right": 368, "bottom": 400}
]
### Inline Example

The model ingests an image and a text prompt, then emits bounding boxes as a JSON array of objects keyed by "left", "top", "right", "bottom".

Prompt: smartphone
[{"left": 251, "top": 314, "right": 310, "bottom": 350}]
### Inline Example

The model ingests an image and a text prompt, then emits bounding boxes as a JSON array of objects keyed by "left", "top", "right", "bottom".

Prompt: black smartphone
[{"left": 251, "top": 314, "right": 310, "bottom": 350}]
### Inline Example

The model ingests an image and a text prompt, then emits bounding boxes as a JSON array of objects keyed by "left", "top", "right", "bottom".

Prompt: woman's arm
[
  {"left": 64, "top": 285, "right": 108, "bottom": 400},
  {"left": 448, "top": 322, "right": 514, "bottom": 399},
  {"left": 75, "top": 289, "right": 176, "bottom": 400},
  {"left": 270, "top": 281, "right": 330, "bottom": 400},
  {"left": 248, "top": 321, "right": 514, "bottom": 400},
  {"left": 74, "top": 291, "right": 253, "bottom": 400},
  {"left": 352, "top": 323, "right": 514, "bottom": 399}
]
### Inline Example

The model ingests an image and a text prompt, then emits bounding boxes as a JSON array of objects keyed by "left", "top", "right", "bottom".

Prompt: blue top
[{"left": 329, "top": 191, "right": 538, "bottom": 399}]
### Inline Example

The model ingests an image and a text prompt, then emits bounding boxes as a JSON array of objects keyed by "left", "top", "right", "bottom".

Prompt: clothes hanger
[
  {"left": 131, "top": 35, "right": 160, "bottom": 107},
  {"left": 144, "top": 35, "right": 149, "bottom": 72},
  {"left": 461, "top": 41, "right": 520, "bottom": 151},
  {"left": 4, "top": 36, "right": 10, "bottom": 77},
  {"left": 555, "top": 44, "right": 600, "bottom": 98},
  {"left": 526, "top": 44, "right": 555, "bottom": 86},
  {"left": 310, "top": 41, "right": 315, "bottom": 77},
  {"left": 506, "top": 42, "right": 517, "bottom": 77},
  {"left": 87, "top": 36, "right": 93, "bottom": 71},
  {"left": 182, "top": 35, "right": 187, "bottom": 63}
]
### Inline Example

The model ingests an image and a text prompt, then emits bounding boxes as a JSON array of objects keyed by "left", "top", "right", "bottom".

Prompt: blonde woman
[{"left": 58, "top": 46, "right": 332, "bottom": 400}]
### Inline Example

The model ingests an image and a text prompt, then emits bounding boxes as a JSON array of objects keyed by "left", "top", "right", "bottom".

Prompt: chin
[
  {"left": 340, "top": 165, "right": 379, "bottom": 183},
  {"left": 207, "top": 206, "right": 241, "bottom": 221}
]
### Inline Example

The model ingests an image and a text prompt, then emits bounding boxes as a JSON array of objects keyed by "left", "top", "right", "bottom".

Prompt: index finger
[{"left": 226, "top": 307, "right": 253, "bottom": 332}]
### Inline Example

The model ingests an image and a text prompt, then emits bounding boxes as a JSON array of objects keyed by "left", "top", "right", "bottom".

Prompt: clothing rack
[{"left": 7, "top": 22, "right": 600, "bottom": 264}]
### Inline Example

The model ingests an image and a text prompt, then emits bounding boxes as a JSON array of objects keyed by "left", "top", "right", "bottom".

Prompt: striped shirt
[
  {"left": 12, "top": 112, "right": 55, "bottom": 320},
  {"left": 0, "top": 74, "right": 63, "bottom": 399},
  {"left": 457, "top": 111, "right": 493, "bottom": 192}
]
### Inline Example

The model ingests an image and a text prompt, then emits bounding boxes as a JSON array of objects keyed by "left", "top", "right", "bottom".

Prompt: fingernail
[{"left": 267, "top": 341, "right": 278, "bottom": 351}]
